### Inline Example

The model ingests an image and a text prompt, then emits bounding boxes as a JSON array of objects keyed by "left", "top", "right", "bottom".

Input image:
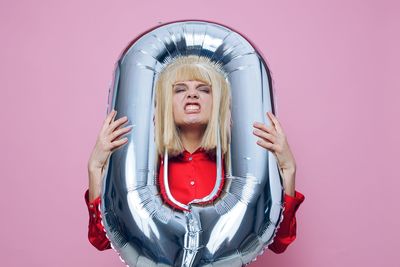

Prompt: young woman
[{"left": 85, "top": 55, "right": 305, "bottom": 254}]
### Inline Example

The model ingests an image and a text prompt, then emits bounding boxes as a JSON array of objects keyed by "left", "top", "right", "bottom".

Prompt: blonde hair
[{"left": 155, "top": 55, "right": 231, "bottom": 165}]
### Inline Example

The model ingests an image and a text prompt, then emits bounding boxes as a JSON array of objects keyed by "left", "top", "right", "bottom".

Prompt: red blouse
[
  {"left": 85, "top": 148, "right": 305, "bottom": 254},
  {"left": 158, "top": 148, "right": 226, "bottom": 210}
]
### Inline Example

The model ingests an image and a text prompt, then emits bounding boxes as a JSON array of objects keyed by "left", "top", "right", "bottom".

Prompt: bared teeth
[{"left": 185, "top": 104, "right": 200, "bottom": 111}]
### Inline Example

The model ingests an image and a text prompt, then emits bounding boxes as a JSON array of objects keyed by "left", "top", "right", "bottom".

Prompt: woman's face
[{"left": 172, "top": 80, "right": 213, "bottom": 131}]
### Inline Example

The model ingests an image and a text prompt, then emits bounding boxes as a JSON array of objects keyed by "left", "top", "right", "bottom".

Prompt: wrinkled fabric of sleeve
[
  {"left": 268, "top": 190, "right": 305, "bottom": 254},
  {"left": 84, "top": 190, "right": 111, "bottom": 251}
]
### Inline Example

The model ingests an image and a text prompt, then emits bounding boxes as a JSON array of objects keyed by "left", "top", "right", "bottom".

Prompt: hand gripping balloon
[{"left": 101, "top": 20, "right": 285, "bottom": 267}]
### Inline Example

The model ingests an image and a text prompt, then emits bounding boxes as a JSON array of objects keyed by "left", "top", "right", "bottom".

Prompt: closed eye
[
  {"left": 174, "top": 86, "right": 186, "bottom": 93},
  {"left": 198, "top": 86, "right": 211, "bottom": 93}
]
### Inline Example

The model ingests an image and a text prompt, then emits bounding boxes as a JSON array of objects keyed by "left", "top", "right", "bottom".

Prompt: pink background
[{"left": 1, "top": 0, "right": 398, "bottom": 266}]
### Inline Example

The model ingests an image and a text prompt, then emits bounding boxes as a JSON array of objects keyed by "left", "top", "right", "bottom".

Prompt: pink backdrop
[{"left": 1, "top": 0, "right": 398, "bottom": 266}]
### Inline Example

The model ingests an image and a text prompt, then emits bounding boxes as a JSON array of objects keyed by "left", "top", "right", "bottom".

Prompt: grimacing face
[{"left": 172, "top": 80, "right": 213, "bottom": 131}]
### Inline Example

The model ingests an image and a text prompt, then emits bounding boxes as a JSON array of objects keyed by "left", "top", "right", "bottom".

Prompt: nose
[{"left": 186, "top": 87, "right": 199, "bottom": 99}]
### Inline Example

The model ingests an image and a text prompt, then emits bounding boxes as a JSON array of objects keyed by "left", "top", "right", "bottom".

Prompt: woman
[{"left": 85, "top": 55, "right": 305, "bottom": 254}]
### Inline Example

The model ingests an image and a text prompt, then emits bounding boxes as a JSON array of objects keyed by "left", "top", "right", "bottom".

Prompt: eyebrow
[{"left": 173, "top": 82, "right": 210, "bottom": 88}]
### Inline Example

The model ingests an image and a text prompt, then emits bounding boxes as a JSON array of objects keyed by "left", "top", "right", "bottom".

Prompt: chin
[
  {"left": 179, "top": 120, "right": 208, "bottom": 129},
  {"left": 184, "top": 121, "right": 205, "bottom": 127}
]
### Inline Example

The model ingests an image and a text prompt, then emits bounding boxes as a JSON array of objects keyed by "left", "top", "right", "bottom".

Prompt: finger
[
  {"left": 253, "top": 121, "right": 276, "bottom": 135},
  {"left": 256, "top": 139, "right": 277, "bottom": 152},
  {"left": 108, "top": 116, "right": 129, "bottom": 133},
  {"left": 253, "top": 129, "right": 276, "bottom": 143},
  {"left": 110, "top": 125, "right": 134, "bottom": 141},
  {"left": 105, "top": 109, "right": 117, "bottom": 125},
  {"left": 110, "top": 137, "right": 129, "bottom": 151},
  {"left": 114, "top": 118, "right": 130, "bottom": 131},
  {"left": 267, "top": 112, "right": 283, "bottom": 133},
  {"left": 101, "top": 110, "right": 117, "bottom": 132}
]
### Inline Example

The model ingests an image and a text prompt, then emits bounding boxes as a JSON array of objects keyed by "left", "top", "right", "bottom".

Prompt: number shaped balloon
[{"left": 101, "top": 20, "right": 285, "bottom": 267}]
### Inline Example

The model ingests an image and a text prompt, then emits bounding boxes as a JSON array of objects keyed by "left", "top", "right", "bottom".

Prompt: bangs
[{"left": 167, "top": 61, "right": 212, "bottom": 86}]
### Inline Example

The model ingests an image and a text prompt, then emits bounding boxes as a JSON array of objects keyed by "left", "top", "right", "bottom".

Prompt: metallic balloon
[{"left": 101, "top": 20, "right": 284, "bottom": 267}]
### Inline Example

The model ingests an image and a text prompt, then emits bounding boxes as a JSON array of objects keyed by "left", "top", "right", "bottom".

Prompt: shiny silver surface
[{"left": 101, "top": 20, "right": 284, "bottom": 267}]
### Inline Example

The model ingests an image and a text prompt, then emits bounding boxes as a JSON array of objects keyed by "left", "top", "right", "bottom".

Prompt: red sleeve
[
  {"left": 268, "top": 190, "right": 305, "bottom": 254},
  {"left": 84, "top": 190, "right": 111, "bottom": 251}
]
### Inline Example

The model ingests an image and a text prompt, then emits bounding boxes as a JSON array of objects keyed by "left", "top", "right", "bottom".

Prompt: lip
[{"left": 184, "top": 102, "right": 201, "bottom": 113}]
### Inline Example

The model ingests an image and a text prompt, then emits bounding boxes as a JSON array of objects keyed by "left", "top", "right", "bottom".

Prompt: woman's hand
[
  {"left": 252, "top": 112, "right": 296, "bottom": 196},
  {"left": 87, "top": 109, "right": 133, "bottom": 201}
]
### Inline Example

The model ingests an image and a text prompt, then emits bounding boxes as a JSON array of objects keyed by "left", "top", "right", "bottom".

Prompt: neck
[{"left": 179, "top": 126, "right": 206, "bottom": 153}]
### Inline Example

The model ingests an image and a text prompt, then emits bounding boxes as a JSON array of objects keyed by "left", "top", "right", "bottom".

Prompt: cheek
[
  {"left": 172, "top": 97, "right": 179, "bottom": 112},
  {"left": 205, "top": 97, "right": 213, "bottom": 114},
  {"left": 172, "top": 96, "right": 183, "bottom": 119}
]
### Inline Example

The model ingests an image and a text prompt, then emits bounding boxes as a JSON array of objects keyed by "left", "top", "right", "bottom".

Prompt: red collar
[
  {"left": 180, "top": 147, "right": 210, "bottom": 161},
  {"left": 161, "top": 148, "right": 222, "bottom": 162}
]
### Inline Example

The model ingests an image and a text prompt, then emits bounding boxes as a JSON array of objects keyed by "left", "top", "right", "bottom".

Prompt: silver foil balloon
[{"left": 101, "top": 20, "right": 284, "bottom": 267}]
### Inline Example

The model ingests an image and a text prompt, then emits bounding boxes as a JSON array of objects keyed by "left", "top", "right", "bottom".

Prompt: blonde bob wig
[{"left": 154, "top": 55, "right": 231, "bottom": 163}]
